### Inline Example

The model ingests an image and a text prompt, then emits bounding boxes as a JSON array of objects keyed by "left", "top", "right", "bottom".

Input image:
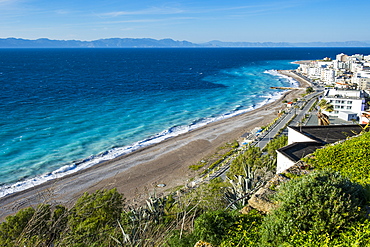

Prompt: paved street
[
  {"left": 201, "top": 77, "right": 324, "bottom": 182},
  {"left": 202, "top": 87, "right": 323, "bottom": 182},
  {"left": 253, "top": 89, "right": 323, "bottom": 149}
]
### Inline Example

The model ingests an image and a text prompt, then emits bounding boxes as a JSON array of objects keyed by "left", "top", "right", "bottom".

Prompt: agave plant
[
  {"left": 145, "top": 195, "right": 167, "bottom": 223},
  {"left": 115, "top": 193, "right": 169, "bottom": 246},
  {"left": 225, "top": 165, "right": 264, "bottom": 209}
]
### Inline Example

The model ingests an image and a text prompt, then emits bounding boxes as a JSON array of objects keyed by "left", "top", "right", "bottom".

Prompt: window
[
  {"left": 334, "top": 111, "right": 339, "bottom": 114},
  {"left": 341, "top": 106, "right": 344, "bottom": 109},
  {"left": 347, "top": 106, "right": 352, "bottom": 110},
  {"left": 341, "top": 100, "right": 345, "bottom": 104},
  {"left": 335, "top": 105, "right": 340, "bottom": 109},
  {"left": 347, "top": 101, "right": 352, "bottom": 104},
  {"left": 335, "top": 100, "right": 341, "bottom": 103}
]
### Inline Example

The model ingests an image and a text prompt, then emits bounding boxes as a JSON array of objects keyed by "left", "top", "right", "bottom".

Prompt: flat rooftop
[
  {"left": 277, "top": 142, "right": 323, "bottom": 162},
  {"left": 278, "top": 124, "right": 367, "bottom": 163},
  {"left": 289, "top": 124, "right": 365, "bottom": 144}
]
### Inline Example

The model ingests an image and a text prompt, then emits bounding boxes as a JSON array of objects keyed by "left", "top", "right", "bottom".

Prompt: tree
[
  {"left": 317, "top": 99, "right": 333, "bottom": 125},
  {"left": 306, "top": 86, "right": 314, "bottom": 94},
  {"left": 227, "top": 145, "right": 262, "bottom": 177},
  {"left": 0, "top": 207, "right": 35, "bottom": 247},
  {"left": 317, "top": 111, "right": 330, "bottom": 125},
  {"left": 260, "top": 170, "right": 366, "bottom": 245},
  {"left": 264, "top": 135, "right": 288, "bottom": 159},
  {"left": 60, "top": 188, "right": 124, "bottom": 246},
  {"left": 193, "top": 210, "right": 237, "bottom": 246},
  {"left": 318, "top": 99, "right": 334, "bottom": 112}
]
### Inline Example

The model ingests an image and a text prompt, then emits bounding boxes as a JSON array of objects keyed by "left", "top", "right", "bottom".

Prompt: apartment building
[
  {"left": 322, "top": 88, "right": 366, "bottom": 121},
  {"left": 297, "top": 53, "right": 370, "bottom": 91}
]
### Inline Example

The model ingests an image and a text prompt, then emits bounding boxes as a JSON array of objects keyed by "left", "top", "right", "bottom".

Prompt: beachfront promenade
[
  {"left": 255, "top": 89, "right": 323, "bottom": 148},
  {"left": 202, "top": 85, "right": 323, "bottom": 182}
]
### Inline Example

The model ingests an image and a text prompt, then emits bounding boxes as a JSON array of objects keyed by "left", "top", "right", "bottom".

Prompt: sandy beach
[{"left": 0, "top": 70, "right": 309, "bottom": 221}]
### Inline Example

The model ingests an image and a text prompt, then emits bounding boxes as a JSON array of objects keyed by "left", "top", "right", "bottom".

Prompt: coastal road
[
  {"left": 205, "top": 90, "right": 322, "bottom": 182},
  {"left": 289, "top": 91, "right": 322, "bottom": 126},
  {"left": 205, "top": 73, "right": 323, "bottom": 181},
  {"left": 253, "top": 90, "right": 323, "bottom": 149}
]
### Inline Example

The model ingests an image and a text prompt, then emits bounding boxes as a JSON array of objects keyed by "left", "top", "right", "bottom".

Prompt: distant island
[{"left": 1, "top": 37, "right": 370, "bottom": 48}]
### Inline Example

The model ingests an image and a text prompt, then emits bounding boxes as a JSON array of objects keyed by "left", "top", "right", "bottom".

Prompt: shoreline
[
  {"left": 0, "top": 70, "right": 307, "bottom": 221},
  {"left": 0, "top": 91, "right": 281, "bottom": 199}
]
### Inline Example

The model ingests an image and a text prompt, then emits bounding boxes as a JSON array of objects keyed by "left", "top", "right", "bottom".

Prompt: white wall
[
  {"left": 276, "top": 151, "right": 296, "bottom": 173},
  {"left": 287, "top": 127, "right": 315, "bottom": 145}
]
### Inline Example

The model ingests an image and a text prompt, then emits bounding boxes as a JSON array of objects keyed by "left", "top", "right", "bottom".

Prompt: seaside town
[
  {"left": 296, "top": 53, "right": 370, "bottom": 123},
  {"left": 1, "top": 52, "right": 370, "bottom": 246},
  {"left": 258, "top": 53, "right": 370, "bottom": 175},
  {"left": 2, "top": 0, "right": 370, "bottom": 244}
]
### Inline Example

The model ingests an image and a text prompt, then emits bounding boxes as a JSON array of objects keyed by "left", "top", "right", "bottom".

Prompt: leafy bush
[
  {"left": 220, "top": 209, "right": 263, "bottom": 247},
  {"left": 166, "top": 230, "right": 199, "bottom": 247},
  {"left": 263, "top": 135, "right": 288, "bottom": 159},
  {"left": 280, "top": 217, "right": 370, "bottom": 246},
  {"left": 227, "top": 145, "right": 263, "bottom": 177},
  {"left": 193, "top": 210, "right": 237, "bottom": 246},
  {"left": 303, "top": 131, "right": 370, "bottom": 185},
  {"left": 60, "top": 188, "right": 124, "bottom": 246},
  {"left": 189, "top": 163, "right": 205, "bottom": 171},
  {"left": 178, "top": 177, "right": 228, "bottom": 212},
  {"left": 260, "top": 170, "right": 366, "bottom": 246},
  {"left": 0, "top": 207, "right": 35, "bottom": 247},
  {"left": 306, "top": 86, "right": 314, "bottom": 94}
]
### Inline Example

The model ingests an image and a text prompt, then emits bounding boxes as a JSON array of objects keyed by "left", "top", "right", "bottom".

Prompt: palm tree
[
  {"left": 317, "top": 99, "right": 333, "bottom": 125},
  {"left": 318, "top": 99, "right": 334, "bottom": 112},
  {"left": 317, "top": 111, "right": 330, "bottom": 125}
]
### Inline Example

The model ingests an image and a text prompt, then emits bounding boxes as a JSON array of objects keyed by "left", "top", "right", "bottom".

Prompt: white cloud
[
  {"left": 0, "top": 0, "right": 15, "bottom": 4},
  {"left": 55, "top": 9, "right": 71, "bottom": 15},
  {"left": 102, "top": 6, "right": 184, "bottom": 17},
  {"left": 101, "top": 16, "right": 196, "bottom": 24}
]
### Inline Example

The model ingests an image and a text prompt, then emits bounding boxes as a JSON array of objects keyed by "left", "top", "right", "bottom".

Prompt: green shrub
[
  {"left": 303, "top": 131, "right": 370, "bottom": 185},
  {"left": 193, "top": 210, "right": 237, "bottom": 246},
  {"left": 189, "top": 163, "right": 205, "bottom": 171},
  {"left": 263, "top": 135, "right": 288, "bottom": 159},
  {"left": 227, "top": 145, "right": 263, "bottom": 177},
  {"left": 220, "top": 209, "right": 263, "bottom": 247},
  {"left": 0, "top": 207, "right": 35, "bottom": 247},
  {"left": 260, "top": 170, "right": 366, "bottom": 246},
  {"left": 165, "top": 230, "right": 199, "bottom": 247},
  {"left": 179, "top": 177, "right": 228, "bottom": 212},
  {"left": 281, "top": 217, "right": 370, "bottom": 246},
  {"left": 60, "top": 188, "right": 124, "bottom": 246}
]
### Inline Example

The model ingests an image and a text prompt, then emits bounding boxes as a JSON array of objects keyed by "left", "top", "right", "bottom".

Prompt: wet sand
[{"left": 0, "top": 70, "right": 308, "bottom": 221}]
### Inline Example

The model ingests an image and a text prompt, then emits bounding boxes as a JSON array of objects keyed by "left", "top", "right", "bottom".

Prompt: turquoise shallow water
[{"left": 1, "top": 47, "right": 370, "bottom": 196}]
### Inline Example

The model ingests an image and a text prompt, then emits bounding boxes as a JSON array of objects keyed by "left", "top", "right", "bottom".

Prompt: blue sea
[{"left": 1, "top": 47, "right": 370, "bottom": 197}]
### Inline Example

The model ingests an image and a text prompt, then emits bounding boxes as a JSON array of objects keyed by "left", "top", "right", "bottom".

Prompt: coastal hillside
[{"left": 0, "top": 131, "right": 370, "bottom": 246}]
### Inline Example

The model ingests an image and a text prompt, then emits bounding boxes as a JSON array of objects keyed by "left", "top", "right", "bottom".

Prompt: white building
[
  {"left": 336, "top": 53, "right": 348, "bottom": 62},
  {"left": 320, "top": 68, "right": 335, "bottom": 84},
  {"left": 307, "top": 67, "right": 322, "bottom": 79},
  {"left": 322, "top": 88, "right": 366, "bottom": 121},
  {"left": 296, "top": 52, "right": 370, "bottom": 91},
  {"left": 276, "top": 125, "right": 364, "bottom": 174},
  {"left": 352, "top": 71, "right": 370, "bottom": 90}
]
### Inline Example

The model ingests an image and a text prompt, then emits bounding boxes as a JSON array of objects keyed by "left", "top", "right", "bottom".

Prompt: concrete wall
[
  {"left": 287, "top": 127, "right": 315, "bottom": 145},
  {"left": 276, "top": 151, "right": 296, "bottom": 174}
]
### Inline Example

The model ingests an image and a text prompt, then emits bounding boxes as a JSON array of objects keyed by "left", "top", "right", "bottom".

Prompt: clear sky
[{"left": 1, "top": 0, "right": 369, "bottom": 43}]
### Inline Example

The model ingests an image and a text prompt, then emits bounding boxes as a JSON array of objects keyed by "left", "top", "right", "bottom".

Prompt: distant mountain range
[{"left": 1, "top": 37, "right": 370, "bottom": 48}]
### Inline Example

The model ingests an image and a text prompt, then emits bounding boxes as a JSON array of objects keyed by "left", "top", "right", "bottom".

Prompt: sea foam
[
  {"left": 264, "top": 70, "right": 300, "bottom": 87},
  {"left": 0, "top": 49, "right": 303, "bottom": 198},
  {"left": 0, "top": 84, "right": 291, "bottom": 198}
]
